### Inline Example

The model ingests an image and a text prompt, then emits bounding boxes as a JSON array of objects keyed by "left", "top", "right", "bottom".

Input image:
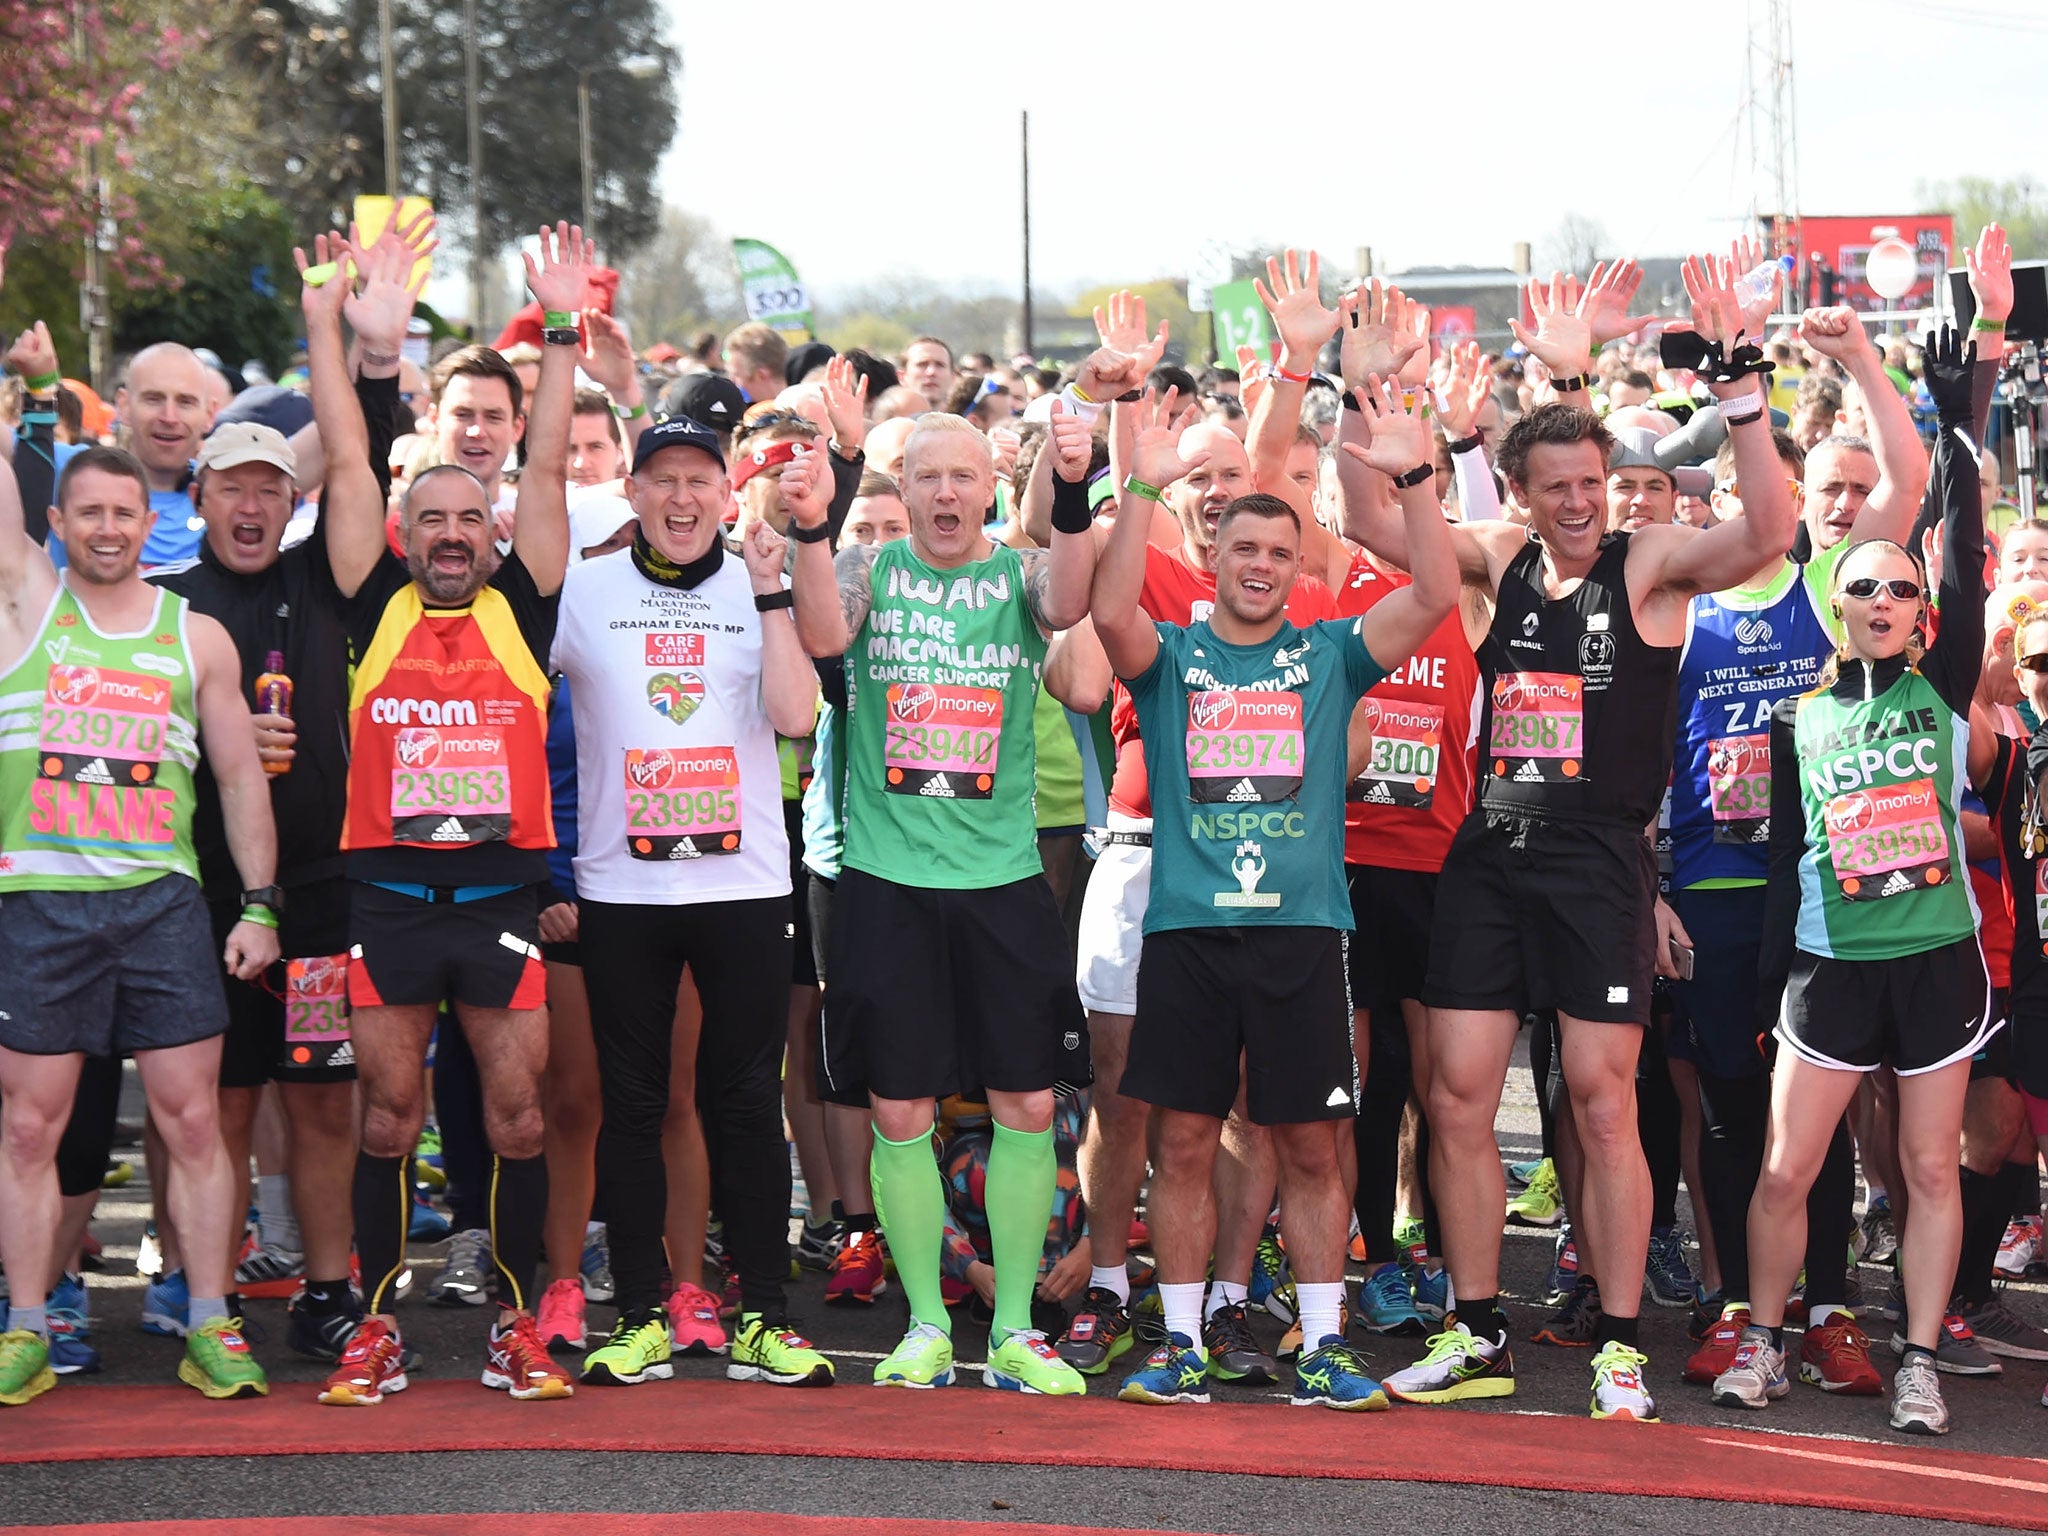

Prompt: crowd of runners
[{"left": 3, "top": 207, "right": 2048, "bottom": 1442}]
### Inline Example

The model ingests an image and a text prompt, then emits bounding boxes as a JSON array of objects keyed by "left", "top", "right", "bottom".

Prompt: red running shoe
[
  {"left": 318, "top": 1317, "right": 409, "bottom": 1406},
  {"left": 482, "top": 1308, "right": 574, "bottom": 1400},
  {"left": 1684, "top": 1305, "right": 1751, "bottom": 1384},
  {"left": 825, "top": 1228, "right": 889, "bottom": 1306},
  {"left": 1800, "top": 1317, "right": 1883, "bottom": 1395}
]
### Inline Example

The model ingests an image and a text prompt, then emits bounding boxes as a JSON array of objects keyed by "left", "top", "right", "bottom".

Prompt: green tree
[
  {"left": 612, "top": 205, "right": 743, "bottom": 348},
  {"left": 1918, "top": 176, "right": 2048, "bottom": 260},
  {"left": 1072, "top": 281, "right": 1194, "bottom": 365},
  {"left": 111, "top": 183, "right": 300, "bottom": 372}
]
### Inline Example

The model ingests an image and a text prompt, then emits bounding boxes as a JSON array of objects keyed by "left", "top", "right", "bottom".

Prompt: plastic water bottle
[{"left": 1733, "top": 255, "right": 1795, "bottom": 313}]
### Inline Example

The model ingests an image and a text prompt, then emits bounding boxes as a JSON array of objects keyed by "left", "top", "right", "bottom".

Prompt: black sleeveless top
[{"left": 1476, "top": 532, "right": 1678, "bottom": 827}]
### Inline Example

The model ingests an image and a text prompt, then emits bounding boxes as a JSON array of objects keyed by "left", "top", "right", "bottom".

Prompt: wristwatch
[
  {"left": 1391, "top": 463, "right": 1436, "bottom": 489},
  {"left": 239, "top": 885, "right": 287, "bottom": 915}
]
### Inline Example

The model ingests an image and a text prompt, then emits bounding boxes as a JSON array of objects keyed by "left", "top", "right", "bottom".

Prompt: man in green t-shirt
[
  {"left": 787, "top": 409, "right": 1098, "bottom": 1397},
  {"left": 1091, "top": 380, "right": 1458, "bottom": 1410}
]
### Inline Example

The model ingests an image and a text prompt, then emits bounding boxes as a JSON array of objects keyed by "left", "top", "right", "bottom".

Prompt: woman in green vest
[{"left": 1714, "top": 329, "right": 1988, "bottom": 1437}]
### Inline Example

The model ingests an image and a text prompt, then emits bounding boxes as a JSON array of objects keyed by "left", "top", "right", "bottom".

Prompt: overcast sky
[{"left": 652, "top": 0, "right": 2046, "bottom": 298}]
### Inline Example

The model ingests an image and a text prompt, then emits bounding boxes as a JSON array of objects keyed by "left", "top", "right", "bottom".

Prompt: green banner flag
[
  {"left": 732, "top": 238, "right": 814, "bottom": 341},
  {"left": 1209, "top": 279, "right": 1273, "bottom": 361}
]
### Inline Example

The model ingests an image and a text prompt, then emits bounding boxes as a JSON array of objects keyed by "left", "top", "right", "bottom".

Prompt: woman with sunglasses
[{"left": 1717, "top": 328, "right": 1989, "bottom": 1435}]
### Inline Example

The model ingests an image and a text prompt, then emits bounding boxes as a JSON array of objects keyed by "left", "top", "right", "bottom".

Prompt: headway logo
[
  {"left": 395, "top": 728, "right": 441, "bottom": 769},
  {"left": 1189, "top": 691, "right": 1237, "bottom": 731},
  {"left": 892, "top": 684, "right": 939, "bottom": 724},
  {"left": 1734, "top": 616, "right": 1774, "bottom": 647},
  {"left": 1825, "top": 791, "right": 1873, "bottom": 835}
]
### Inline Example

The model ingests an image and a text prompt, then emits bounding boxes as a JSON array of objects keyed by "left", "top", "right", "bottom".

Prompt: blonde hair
[
  {"left": 1816, "top": 537, "right": 1926, "bottom": 688},
  {"left": 902, "top": 412, "right": 993, "bottom": 475}
]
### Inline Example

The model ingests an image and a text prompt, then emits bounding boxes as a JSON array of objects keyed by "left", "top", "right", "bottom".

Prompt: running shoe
[
  {"left": 1348, "top": 1230, "right": 1369, "bottom": 1265},
  {"left": 1357, "top": 1265, "right": 1427, "bottom": 1336},
  {"left": 666, "top": 1281, "right": 727, "bottom": 1356},
  {"left": 1278, "top": 1298, "right": 1349, "bottom": 1360},
  {"left": 0, "top": 1331, "right": 54, "bottom": 1405},
  {"left": 1542, "top": 1228, "right": 1578, "bottom": 1303},
  {"left": 1954, "top": 1295, "right": 2048, "bottom": 1361},
  {"left": 1505, "top": 1158, "right": 1544, "bottom": 1189},
  {"left": 1248, "top": 1235, "right": 1291, "bottom": 1317},
  {"left": 1384, "top": 1324, "right": 1515, "bottom": 1404},
  {"left": 178, "top": 1316, "right": 268, "bottom": 1399},
  {"left": 318, "top": 1318, "right": 409, "bottom": 1405},
  {"left": 1392, "top": 1215, "right": 1427, "bottom": 1264},
  {"left": 1996, "top": 1216, "right": 2043, "bottom": 1279},
  {"left": 985, "top": 1328, "right": 1085, "bottom": 1395},
  {"left": 1263, "top": 1278, "right": 1299, "bottom": 1328},
  {"left": 1712, "top": 1326, "right": 1789, "bottom": 1409},
  {"left": 1202, "top": 1300, "right": 1278, "bottom": 1383},
  {"left": 1589, "top": 1340, "right": 1658, "bottom": 1421},
  {"left": 1860, "top": 1197, "right": 1898, "bottom": 1265},
  {"left": 48, "top": 1272, "right": 86, "bottom": 1322},
  {"left": 1684, "top": 1303, "right": 1752, "bottom": 1384},
  {"left": 1876, "top": 1274, "right": 1905, "bottom": 1323},
  {"left": 1644, "top": 1226, "right": 1699, "bottom": 1308},
  {"left": 1291, "top": 1338, "right": 1390, "bottom": 1411},
  {"left": 140, "top": 1269, "right": 190, "bottom": 1338},
  {"left": 1117, "top": 1333, "right": 1211, "bottom": 1405},
  {"left": 1128, "top": 1217, "right": 1149, "bottom": 1250},
  {"left": 1055, "top": 1286, "right": 1133, "bottom": 1374},
  {"left": 703, "top": 1220, "right": 729, "bottom": 1270},
  {"left": 1411, "top": 1265, "right": 1448, "bottom": 1322},
  {"left": 413, "top": 1157, "right": 446, "bottom": 1194},
  {"left": 1531, "top": 1276, "right": 1601, "bottom": 1348},
  {"left": 825, "top": 1227, "right": 889, "bottom": 1306},
  {"left": 1890, "top": 1313, "right": 2003, "bottom": 1376},
  {"left": 48, "top": 1301, "right": 100, "bottom": 1377},
  {"left": 582, "top": 1311, "right": 673, "bottom": 1386},
  {"left": 429, "top": 1229, "right": 492, "bottom": 1306},
  {"left": 101, "top": 1160, "right": 133, "bottom": 1189},
  {"left": 1506, "top": 1158, "right": 1562, "bottom": 1226},
  {"left": 235, "top": 1240, "right": 305, "bottom": 1301},
  {"left": 718, "top": 1264, "right": 742, "bottom": 1319},
  {"left": 537, "top": 1277, "right": 586, "bottom": 1352},
  {"left": 137, "top": 1220, "right": 164, "bottom": 1279},
  {"left": 483, "top": 1309, "right": 574, "bottom": 1399},
  {"left": 409, "top": 1196, "right": 452, "bottom": 1242},
  {"left": 1800, "top": 1317, "right": 1883, "bottom": 1394},
  {"left": 1889, "top": 1354, "right": 1948, "bottom": 1435},
  {"left": 796, "top": 1218, "right": 844, "bottom": 1272},
  {"left": 1687, "top": 1288, "right": 1726, "bottom": 1343},
  {"left": 728, "top": 1317, "right": 834, "bottom": 1386},
  {"left": 579, "top": 1226, "right": 614, "bottom": 1303},
  {"left": 286, "top": 1293, "right": 380, "bottom": 1363},
  {"left": 874, "top": 1321, "right": 954, "bottom": 1388},
  {"left": 414, "top": 1125, "right": 444, "bottom": 1170},
  {"left": 1129, "top": 1283, "right": 1167, "bottom": 1349}
]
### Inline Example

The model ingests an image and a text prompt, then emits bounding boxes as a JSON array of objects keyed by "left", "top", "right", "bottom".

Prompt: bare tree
[
  {"left": 1537, "top": 213, "right": 1610, "bottom": 277},
  {"left": 612, "top": 205, "right": 745, "bottom": 346}
]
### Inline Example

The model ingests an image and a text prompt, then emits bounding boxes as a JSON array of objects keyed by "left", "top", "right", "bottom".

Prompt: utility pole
[
  {"left": 1744, "top": 0, "right": 1799, "bottom": 246},
  {"left": 379, "top": 0, "right": 400, "bottom": 196},
  {"left": 72, "top": 2, "right": 110, "bottom": 391},
  {"left": 1020, "top": 110, "right": 1033, "bottom": 358},
  {"left": 578, "top": 70, "right": 594, "bottom": 239},
  {"left": 465, "top": 0, "right": 484, "bottom": 337}
]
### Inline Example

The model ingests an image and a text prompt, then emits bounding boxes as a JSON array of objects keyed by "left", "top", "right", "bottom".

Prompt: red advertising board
[
  {"left": 1433, "top": 305, "right": 1479, "bottom": 345},
  {"left": 1790, "top": 214, "right": 1955, "bottom": 313}
]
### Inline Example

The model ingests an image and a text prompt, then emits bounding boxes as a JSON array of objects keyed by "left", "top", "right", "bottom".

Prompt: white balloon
[{"left": 1864, "top": 237, "right": 1918, "bottom": 301}]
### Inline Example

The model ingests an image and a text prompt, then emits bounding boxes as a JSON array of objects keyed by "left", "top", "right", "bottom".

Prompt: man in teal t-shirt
[{"left": 1089, "top": 381, "right": 1459, "bottom": 1411}]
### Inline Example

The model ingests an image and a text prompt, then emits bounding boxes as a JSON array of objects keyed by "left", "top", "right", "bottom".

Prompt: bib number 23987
[{"left": 1489, "top": 672, "right": 1583, "bottom": 784}]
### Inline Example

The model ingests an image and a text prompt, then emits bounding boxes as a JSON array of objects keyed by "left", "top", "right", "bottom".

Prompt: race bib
[
  {"left": 1185, "top": 690, "right": 1304, "bottom": 804},
  {"left": 1708, "top": 733, "right": 1771, "bottom": 846},
  {"left": 2036, "top": 861, "right": 2048, "bottom": 957},
  {"left": 39, "top": 664, "right": 170, "bottom": 789},
  {"left": 1823, "top": 777, "right": 1952, "bottom": 900},
  {"left": 284, "top": 953, "right": 351, "bottom": 1071},
  {"left": 1348, "top": 698, "right": 1442, "bottom": 809},
  {"left": 1488, "top": 673, "right": 1584, "bottom": 783},
  {"left": 884, "top": 684, "right": 1002, "bottom": 799},
  {"left": 625, "top": 746, "right": 743, "bottom": 859},
  {"left": 389, "top": 726, "right": 511, "bottom": 845}
]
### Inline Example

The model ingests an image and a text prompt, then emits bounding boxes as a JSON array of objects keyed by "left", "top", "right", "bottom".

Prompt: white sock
[
  {"left": 1809, "top": 1303, "right": 1851, "bottom": 1328},
  {"left": 1204, "top": 1279, "right": 1248, "bottom": 1320},
  {"left": 1296, "top": 1281, "right": 1345, "bottom": 1350},
  {"left": 1161, "top": 1282, "right": 1206, "bottom": 1350},
  {"left": 258, "top": 1174, "right": 299, "bottom": 1252},
  {"left": 1089, "top": 1264, "right": 1130, "bottom": 1306}
]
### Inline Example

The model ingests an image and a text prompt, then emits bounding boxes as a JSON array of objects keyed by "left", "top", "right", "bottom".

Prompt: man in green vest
[{"left": 0, "top": 446, "right": 280, "bottom": 1405}]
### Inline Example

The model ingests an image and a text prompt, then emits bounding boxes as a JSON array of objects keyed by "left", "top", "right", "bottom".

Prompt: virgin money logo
[
  {"left": 628, "top": 750, "right": 676, "bottom": 789},
  {"left": 892, "top": 684, "right": 939, "bottom": 724},
  {"left": 1494, "top": 677, "right": 1526, "bottom": 711},
  {"left": 1712, "top": 738, "right": 1757, "bottom": 777},
  {"left": 395, "top": 728, "right": 440, "bottom": 769},
  {"left": 1189, "top": 690, "right": 1237, "bottom": 731},
  {"left": 1359, "top": 699, "right": 1382, "bottom": 736},
  {"left": 295, "top": 955, "right": 339, "bottom": 989},
  {"left": 1826, "top": 791, "right": 1873, "bottom": 834},
  {"left": 48, "top": 665, "right": 98, "bottom": 706}
]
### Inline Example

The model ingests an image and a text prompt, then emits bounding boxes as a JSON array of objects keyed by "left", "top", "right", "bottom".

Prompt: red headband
[{"left": 731, "top": 439, "right": 806, "bottom": 491}]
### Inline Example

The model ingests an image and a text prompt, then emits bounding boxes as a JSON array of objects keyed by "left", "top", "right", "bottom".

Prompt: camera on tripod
[{"left": 1950, "top": 261, "right": 2048, "bottom": 511}]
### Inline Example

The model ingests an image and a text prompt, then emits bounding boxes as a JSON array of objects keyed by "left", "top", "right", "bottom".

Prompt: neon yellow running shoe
[
  {"left": 178, "top": 1317, "right": 269, "bottom": 1399},
  {"left": 727, "top": 1316, "right": 834, "bottom": 1386},
  {"left": 0, "top": 1331, "right": 54, "bottom": 1406},
  {"left": 984, "top": 1328, "right": 1085, "bottom": 1396},
  {"left": 874, "top": 1322, "right": 954, "bottom": 1387},
  {"left": 1506, "top": 1157, "right": 1562, "bottom": 1226},
  {"left": 582, "top": 1310, "right": 673, "bottom": 1385}
]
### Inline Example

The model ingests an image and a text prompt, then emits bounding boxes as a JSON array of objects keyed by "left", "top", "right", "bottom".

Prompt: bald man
[{"left": 116, "top": 343, "right": 217, "bottom": 566}]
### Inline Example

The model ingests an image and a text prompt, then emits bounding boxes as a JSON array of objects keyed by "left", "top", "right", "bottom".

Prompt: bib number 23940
[{"left": 884, "top": 685, "right": 1002, "bottom": 800}]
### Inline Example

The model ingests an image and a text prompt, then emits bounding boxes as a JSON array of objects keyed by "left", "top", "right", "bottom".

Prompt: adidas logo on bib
[
  {"left": 1364, "top": 782, "right": 1393, "bottom": 804},
  {"left": 329, "top": 1041, "right": 355, "bottom": 1067},
  {"left": 1879, "top": 869, "right": 1915, "bottom": 897},
  {"left": 919, "top": 776, "right": 956, "bottom": 798},
  {"left": 1514, "top": 760, "right": 1543, "bottom": 782},
  {"left": 1226, "top": 778, "right": 1259, "bottom": 802},
  {"left": 430, "top": 817, "right": 468, "bottom": 842},
  {"left": 76, "top": 757, "right": 114, "bottom": 784},
  {"left": 669, "top": 838, "right": 703, "bottom": 860}
]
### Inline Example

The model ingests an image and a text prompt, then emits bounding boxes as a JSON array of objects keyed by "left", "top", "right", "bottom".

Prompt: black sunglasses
[
  {"left": 1841, "top": 577, "right": 1922, "bottom": 602},
  {"left": 2021, "top": 652, "right": 2048, "bottom": 673}
]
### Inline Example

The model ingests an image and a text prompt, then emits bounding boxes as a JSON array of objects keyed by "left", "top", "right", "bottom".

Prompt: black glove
[{"left": 1922, "top": 324, "right": 1977, "bottom": 427}]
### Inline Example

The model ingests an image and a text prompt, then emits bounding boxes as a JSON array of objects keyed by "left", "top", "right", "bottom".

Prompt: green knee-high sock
[
  {"left": 870, "top": 1125, "right": 950, "bottom": 1332},
  {"left": 986, "top": 1121, "right": 1057, "bottom": 1339}
]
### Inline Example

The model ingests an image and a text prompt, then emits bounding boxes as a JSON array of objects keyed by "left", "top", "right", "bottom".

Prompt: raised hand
[
  {"left": 1046, "top": 398, "right": 1092, "bottom": 483},
  {"left": 580, "top": 308, "right": 639, "bottom": 396},
  {"left": 1967, "top": 222, "right": 2014, "bottom": 326},
  {"left": 1582, "top": 257, "right": 1658, "bottom": 346},
  {"left": 1337, "top": 279, "right": 1425, "bottom": 391},
  {"left": 1340, "top": 376, "right": 1432, "bottom": 478},
  {"left": 742, "top": 514, "right": 790, "bottom": 590},
  {"left": 1128, "top": 387, "right": 1209, "bottom": 489},
  {"left": 990, "top": 423, "right": 1021, "bottom": 483},
  {"left": 1075, "top": 337, "right": 1161, "bottom": 407},
  {"left": 1435, "top": 341, "right": 1492, "bottom": 442},
  {"left": 1796, "top": 304, "right": 1873, "bottom": 366},
  {"left": 777, "top": 443, "right": 833, "bottom": 532},
  {"left": 1725, "top": 234, "right": 1781, "bottom": 337},
  {"left": 1679, "top": 253, "right": 1744, "bottom": 347},
  {"left": 1234, "top": 344, "right": 1267, "bottom": 415},
  {"left": 294, "top": 231, "right": 351, "bottom": 324},
  {"left": 1093, "top": 289, "right": 1157, "bottom": 356},
  {"left": 523, "top": 221, "right": 596, "bottom": 317},
  {"left": 341, "top": 228, "right": 428, "bottom": 356},
  {"left": 1254, "top": 248, "right": 1341, "bottom": 365},
  {"left": 3, "top": 320, "right": 59, "bottom": 384},
  {"left": 1921, "top": 324, "right": 1977, "bottom": 424},
  {"left": 1507, "top": 271, "right": 1592, "bottom": 379},
  {"left": 821, "top": 354, "right": 869, "bottom": 450}
]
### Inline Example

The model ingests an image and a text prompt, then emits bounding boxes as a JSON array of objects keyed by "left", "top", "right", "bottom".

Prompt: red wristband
[{"left": 1274, "top": 364, "right": 1312, "bottom": 384}]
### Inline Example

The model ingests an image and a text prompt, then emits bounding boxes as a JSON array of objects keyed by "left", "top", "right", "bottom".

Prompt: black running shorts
[
  {"left": 1122, "top": 925, "right": 1358, "bottom": 1125},
  {"left": 346, "top": 881, "right": 546, "bottom": 1012},
  {"left": 1423, "top": 811, "right": 1657, "bottom": 1026},
  {"left": 1778, "top": 934, "right": 1996, "bottom": 1077},
  {"left": 1345, "top": 864, "right": 1437, "bottom": 1015}
]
